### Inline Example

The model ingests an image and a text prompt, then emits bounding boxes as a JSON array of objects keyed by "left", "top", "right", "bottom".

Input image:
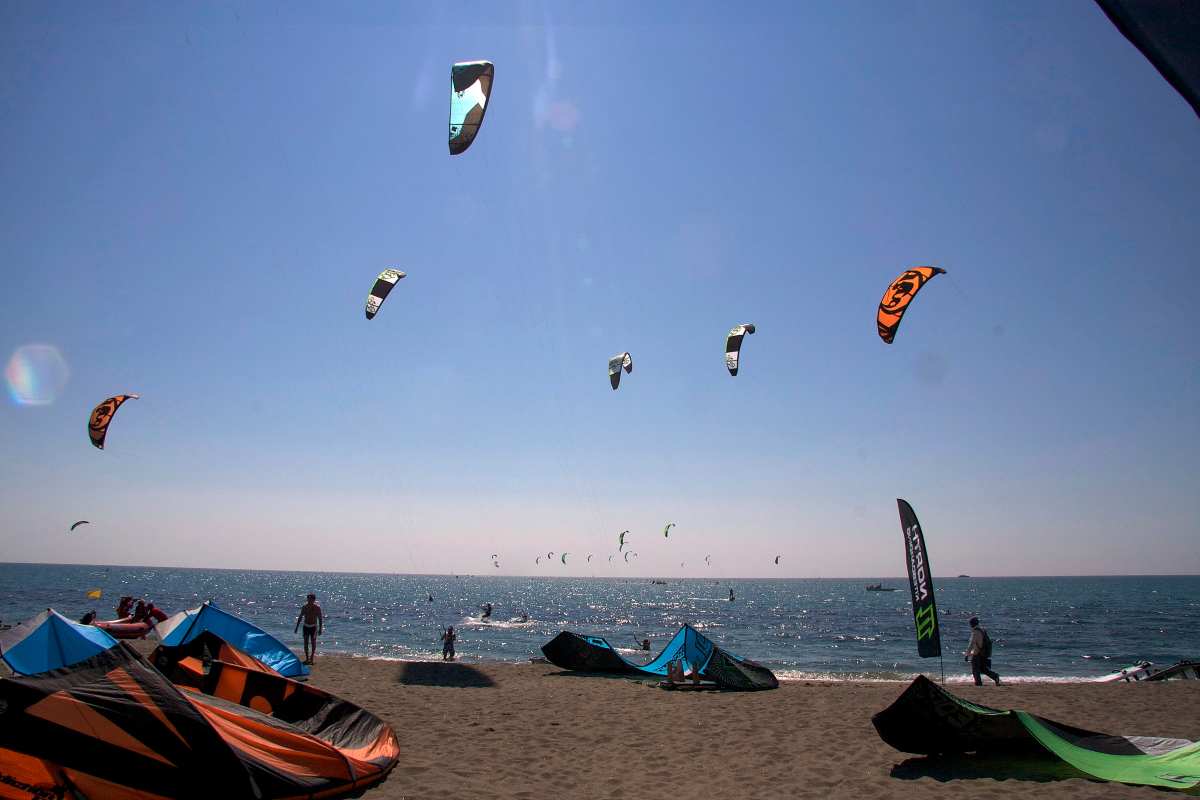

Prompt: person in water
[
  {"left": 294, "top": 593, "right": 324, "bottom": 666},
  {"left": 964, "top": 616, "right": 1001, "bottom": 686},
  {"left": 441, "top": 626, "right": 457, "bottom": 660},
  {"left": 632, "top": 637, "right": 650, "bottom": 651},
  {"left": 427, "top": 593, "right": 434, "bottom": 602},
  {"left": 480, "top": 602, "right": 493, "bottom": 620},
  {"left": 728, "top": 588, "right": 735, "bottom": 601}
]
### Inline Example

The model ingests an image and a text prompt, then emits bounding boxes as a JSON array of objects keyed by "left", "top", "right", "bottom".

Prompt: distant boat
[
  {"left": 957, "top": 574, "right": 970, "bottom": 578},
  {"left": 865, "top": 584, "right": 898, "bottom": 592}
]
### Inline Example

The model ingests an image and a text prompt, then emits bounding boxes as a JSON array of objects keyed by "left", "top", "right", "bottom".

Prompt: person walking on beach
[
  {"left": 294, "top": 593, "right": 323, "bottom": 666},
  {"left": 964, "top": 616, "right": 1000, "bottom": 686},
  {"left": 441, "top": 626, "right": 457, "bottom": 661}
]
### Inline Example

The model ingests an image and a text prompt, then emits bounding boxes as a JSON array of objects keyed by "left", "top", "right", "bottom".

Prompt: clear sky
[{"left": 1, "top": 1, "right": 1197, "bottom": 577}]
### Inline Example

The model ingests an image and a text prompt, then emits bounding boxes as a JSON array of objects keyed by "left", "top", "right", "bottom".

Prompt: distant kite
[
  {"left": 705, "top": 554, "right": 711, "bottom": 566},
  {"left": 69, "top": 521, "right": 90, "bottom": 532},
  {"left": 449, "top": 60, "right": 494, "bottom": 155},
  {"left": 547, "top": 551, "right": 555, "bottom": 560},
  {"left": 88, "top": 394, "right": 140, "bottom": 449},
  {"left": 608, "top": 352, "right": 633, "bottom": 390},
  {"left": 663, "top": 522, "right": 676, "bottom": 538},
  {"left": 365, "top": 269, "right": 405, "bottom": 320},
  {"left": 608, "top": 554, "right": 615, "bottom": 563},
  {"left": 725, "top": 324, "right": 756, "bottom": 376},
  {"left": 774, "top": 555, "right": 781, "bottom": 565},
  {"left": 587, "top": 554, "right": 593, "bottom": 563},
  {"left": 618, "top": 530, "right": 629, "bottom": 551},
  {"left": 536, "top": 556, "right": 542, "bottom": 565},
  {"left": 877, "top": 267, "right": 945, "bottom": 344}
]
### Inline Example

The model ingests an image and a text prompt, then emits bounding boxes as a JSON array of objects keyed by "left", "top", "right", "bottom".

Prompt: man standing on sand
[
  {"left": 294, "top": 593, "right": 323, "bottom": 666},
  {"left": 964, "top": 616, "right": 1001, "bottom": 686}
]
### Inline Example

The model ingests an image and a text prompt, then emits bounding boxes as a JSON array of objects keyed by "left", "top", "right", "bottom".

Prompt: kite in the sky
[
  {"left": 1094, "top": 0, "right": 1200, "bottom": 118},
  {"left": 705, "top": 554, "right": 711, "bottom": 566},
  {"left": 877, "top": 267, "right": 945, "bottom": 344},
  {"left": 586, "top": 554, "right": 593, "bottom": 563},
  {"left": 624, "top": 551, "right": 637, "bottom": 562},
  {"left": 663, "top": 522, "right": 676, "bottom": 538},
  {"left": 69, "top": 521, "right": 90, "bottom": 532},
  {"left": 561, "top": 553, "right": 569, "bottom": 564},
  {"left": 88, "top": 394, "right": 140, "bottom": 449},
  {"left": 536, "top": 556, "right": 542, "bottom": 565},
  {"left": 618, "top": 531, "right": 629, "bottom": 551},
  {"left": 449, "top": 60, "right": 494, "bottom": 155},
  {"left": 774, "top": 555, "right": 782, "bottom": 565},
  {"left": 365, "top": 269, "right": 405, "bottom": 320},
  {"left": 608, "top": 352, "right": 633, "bottom": 390},
  {"left": 725, "top": 324, "right": 756, "bottom": 376}
]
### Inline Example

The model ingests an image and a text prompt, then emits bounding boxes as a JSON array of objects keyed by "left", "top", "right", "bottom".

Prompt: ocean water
[{"left": 2, "top": 563, "right": 1197, "bottom": 683}]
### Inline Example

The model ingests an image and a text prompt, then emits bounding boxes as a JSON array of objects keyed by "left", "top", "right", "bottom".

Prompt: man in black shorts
[{"left": 294, "top": 593, "right": 324, "bottom": 665}]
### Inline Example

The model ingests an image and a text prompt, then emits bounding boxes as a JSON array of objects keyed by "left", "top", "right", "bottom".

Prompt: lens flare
[{"left": 5, "top": 344, "right": 70, "bottom": 406}]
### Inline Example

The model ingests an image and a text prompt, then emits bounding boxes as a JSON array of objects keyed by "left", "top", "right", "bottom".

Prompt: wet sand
[{"left": 308, "top": 655, "right": 1200, "bottom": 800}]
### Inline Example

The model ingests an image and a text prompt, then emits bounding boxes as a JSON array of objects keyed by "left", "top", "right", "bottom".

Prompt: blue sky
[{"left": 1, "top": 1, "right": 1197, "bottom": 576}]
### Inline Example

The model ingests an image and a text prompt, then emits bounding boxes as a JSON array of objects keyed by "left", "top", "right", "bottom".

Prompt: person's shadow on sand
[
  {"left": 890, "top": 752, "right": 1089, "bottom": 785},
  {"left": 396, "top": 662, "right": 495, "bottom": 688}
]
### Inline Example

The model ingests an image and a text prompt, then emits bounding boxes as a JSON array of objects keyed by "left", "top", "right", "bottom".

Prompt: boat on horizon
[{"left": 865, "top": 583, "right": 898, "bottom": 592}]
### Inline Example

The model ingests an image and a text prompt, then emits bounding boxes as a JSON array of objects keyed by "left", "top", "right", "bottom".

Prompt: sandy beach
[{"left": 303, "top": 655, "right": 1200, "bottom": 800}]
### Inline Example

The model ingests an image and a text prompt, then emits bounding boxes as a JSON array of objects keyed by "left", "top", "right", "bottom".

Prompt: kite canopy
[
  {"left": 87, "top": 394, "right": 139, "bottom": 449},
  {"left": 68, "top": 520, "right": 89, "bottom": 532},
  {"left": 663, "top": 522, "right": 676, "bottom": 538},
  {"left": 365, "top": 269, "right": 405, "bottom": 320},
  {"left": 541, "top": 624, "right": 778, "bottom": 691},
  {"left": 0, "top": 609, "right": 117, "bottom": 675},
  {"left": 725, "top": 323, "right": 756, "bottom": 375},
  {"left": 1095, "top": 0, "right": 1200, "bottom": 118},
  {"left": 774, "top": 555, "right": 781, "bottom": 564},
  {"left": 874, "top": 675, "right": 1200, "bottom": 790},
  {"left": 876, "top": 266, "right": 945, "bottom": 344},
  {"left": 154, "top": 601, "right": 308, "bottom": 679},
  {"left": 0, "top": 640, "right": 398, "bottom": 800},
  {"left": 561, "top": 553, "right": 569, "bottom": 564},
  {"left": 449, "top": 60, "right": 494, "bottom": 155},
  {"left": 608, "top": 352, "right": 633, "bottom": 390}
]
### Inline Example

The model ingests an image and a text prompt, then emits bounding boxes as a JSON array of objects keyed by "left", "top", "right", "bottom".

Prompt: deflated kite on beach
[
  {"left": 541, "top": 624, "right": 778, "bottom": 691},
  {"left": 873, "top": 675, "right": 1200, "bottom": 790},
  {"left": 154, "top": 600, "right": 308, "bottom": 679},
  {"left": 0, "top": 637, "right": 398, "bottom": 800}
]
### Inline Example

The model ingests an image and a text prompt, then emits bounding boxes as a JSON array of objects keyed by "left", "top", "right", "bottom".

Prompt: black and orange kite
[{"left": 876, "top": 267, "right": 945, "bottom": 344}]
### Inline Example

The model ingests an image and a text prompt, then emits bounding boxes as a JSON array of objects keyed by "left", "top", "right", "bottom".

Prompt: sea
[{"left": 3, "top": 563, "right": 1197, "bottom": 683}]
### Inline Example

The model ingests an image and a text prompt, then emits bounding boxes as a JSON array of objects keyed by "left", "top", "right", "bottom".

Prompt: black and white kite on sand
[{"left": 365, "top": 269, "right": 405, "bottom": 320}]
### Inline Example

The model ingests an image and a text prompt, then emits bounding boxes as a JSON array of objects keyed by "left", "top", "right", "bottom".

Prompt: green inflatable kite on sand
[{"left": 873, "top": 676, "right": 1200, "bottom": 790}]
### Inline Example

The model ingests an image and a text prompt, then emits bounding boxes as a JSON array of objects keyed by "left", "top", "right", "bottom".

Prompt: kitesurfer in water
[
  {"left": 632, "top": 637, "right": 650, "bottom": 651},
  {"left": 294, "top": 593, "right": 324, "bottom": 666},
  {"left": 441, "top": 626, "right": 457, "bottom": 661},
  {"left": 964, "top": 617, "right": 1001, "bottom": 686},
  {"left": 480, "top": 602, "right": 493, "bottom": 621},
  {"left": 427, "top": 593, "right": 434, "bottom": 602},
  {"left": 728, "top": 588, "right": 735, "bottom": 601}
]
